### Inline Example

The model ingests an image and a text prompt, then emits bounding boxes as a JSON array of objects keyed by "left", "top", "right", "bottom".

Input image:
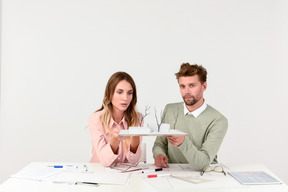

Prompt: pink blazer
[{"left": 89, "top": 110, "right": 142, "bottom": 166}]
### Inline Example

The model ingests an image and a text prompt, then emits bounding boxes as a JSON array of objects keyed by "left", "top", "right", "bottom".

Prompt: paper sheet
[
  {"left": 10, "top": 167, "right": 62, "bottom": 181},
  {"left": 52, "top": 168, "right": 130, "bottom": 185},
  {"left": 143, "top": 164, "right": 245, "bottom": 190}
]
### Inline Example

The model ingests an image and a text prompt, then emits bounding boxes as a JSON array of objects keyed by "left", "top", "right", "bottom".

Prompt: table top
[{"left": 0, "top": 162, "right": 287, "bottom": 192}]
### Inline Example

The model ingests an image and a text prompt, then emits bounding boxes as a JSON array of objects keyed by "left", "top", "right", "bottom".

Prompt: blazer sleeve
[
  {"left": 89, "top": 113, "right": 120, "bottom": 166},
  {"left": 125, "top": 137, "right": 142, "bottom": 164},
  {"left": 125, "top": 112, "right": 143, "bottom": 164}
]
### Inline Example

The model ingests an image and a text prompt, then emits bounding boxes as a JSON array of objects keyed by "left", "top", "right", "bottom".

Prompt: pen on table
[
  {"left": 147, "top": 173, "right": 171, "bottom": 178},
  {"left": 48, "top": 165, "right": 78, "bottom": 169},
  {"left": 75, "top": 182, "right": 98, "bottom": 186},
  {"left": 142, "top": 168, "right": 163, "bottom": 174},
  {"left": 53, "top": 181, "right": 98, "bottom": 186},
  {"left": 84, "top": 164, "right": 88, "bottom": 172},
  {"left": 121, "top": 167, "right": 143, "bottom": 173}
]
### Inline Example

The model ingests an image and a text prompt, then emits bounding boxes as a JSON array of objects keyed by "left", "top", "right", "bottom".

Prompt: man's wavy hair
[{"left": 175, "top": 63, "right": 207, "bottom": 84}]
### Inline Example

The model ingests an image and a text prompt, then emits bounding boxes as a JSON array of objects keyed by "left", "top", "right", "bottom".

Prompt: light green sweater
[{"left": 152, "top": 102, "right": 228, "bottom": 171}]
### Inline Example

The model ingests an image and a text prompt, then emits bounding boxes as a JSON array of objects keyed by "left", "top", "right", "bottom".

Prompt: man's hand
[
  {"left": 155, "top": 154, "right": 169, "bottom": 168},
  {"left": 166, "top": 135, "right": 185, "bottom": 147}
]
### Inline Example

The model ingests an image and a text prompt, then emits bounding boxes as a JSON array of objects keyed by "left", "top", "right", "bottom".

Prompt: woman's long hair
[{"left": 96, "top": 72, "right": 139, "bottom": 149}]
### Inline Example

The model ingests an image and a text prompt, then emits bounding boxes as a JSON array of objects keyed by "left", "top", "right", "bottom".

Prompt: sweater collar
[{"left": 183, "top": 100, "right": 207, "bottom": 118}]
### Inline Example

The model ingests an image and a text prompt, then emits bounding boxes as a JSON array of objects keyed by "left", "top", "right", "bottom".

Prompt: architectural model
[
  {"left": 119, "top": 106, "right": 187, "bottom": 136},
  {"left": 119, "top": 123, "right": 187, "bottom": 136}
]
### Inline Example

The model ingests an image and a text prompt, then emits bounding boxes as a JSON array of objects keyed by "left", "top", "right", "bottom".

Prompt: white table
[{"left": 0, "top": 162, "right": 287, "bottom": 192}]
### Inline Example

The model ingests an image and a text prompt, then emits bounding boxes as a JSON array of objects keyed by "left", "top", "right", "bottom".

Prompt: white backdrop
[{"left": 1, "top": 0, "right": 288, "bottom": 184}]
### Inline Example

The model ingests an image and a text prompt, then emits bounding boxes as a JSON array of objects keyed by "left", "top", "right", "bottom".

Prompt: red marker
[{"left": 147, "top": 173, "right": 171, "bottom": 178}]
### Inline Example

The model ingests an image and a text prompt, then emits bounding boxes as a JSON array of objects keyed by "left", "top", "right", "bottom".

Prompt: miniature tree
[
  {"left": 154, "top": 107, "right": 166, "bottom": 132},
  {"left": 139, "top": 105, "right": 151, "bottom": 126}
]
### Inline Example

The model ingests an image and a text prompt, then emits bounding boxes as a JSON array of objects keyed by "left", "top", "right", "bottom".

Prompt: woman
[{"left": 89, "top": 72, "right": 142, "bottom": 167}]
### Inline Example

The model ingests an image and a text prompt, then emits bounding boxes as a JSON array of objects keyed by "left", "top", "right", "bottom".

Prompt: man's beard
[{"left": 183, "top": 95, "right": 198, "bottom": 106}]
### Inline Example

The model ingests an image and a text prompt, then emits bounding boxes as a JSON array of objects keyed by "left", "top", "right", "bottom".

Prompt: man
[{"left": 152, "top": 63, "right": 228, "bottom": 171}]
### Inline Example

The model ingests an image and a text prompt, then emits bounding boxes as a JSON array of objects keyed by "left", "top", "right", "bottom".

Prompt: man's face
[{"left": 178, "top": 75, "right": 207, "bottom": 106}]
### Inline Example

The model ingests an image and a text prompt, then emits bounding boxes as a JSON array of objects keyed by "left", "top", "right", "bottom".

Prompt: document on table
[
  {"left": 143, "top": 164, "right": 244, "bottom": 191},
  {"left": 10, "top": 167, "right": 62, "bottom": 181},
  {"left": 52, "top": 168, "right": 130, "bottom": 185},
  {"left": 228, "top": 171, "right": 282, "bottom": 185}
]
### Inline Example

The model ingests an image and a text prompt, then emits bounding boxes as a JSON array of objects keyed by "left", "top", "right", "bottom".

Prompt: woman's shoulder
[
  {"left": 136, "top": 111, "right": 142, "bottom": 117},
  {"left": 88, "top": 110, "right": 106, "bottom": 132},
  {"left": 89, "top": 110, "right": 104, "bottom": 122}
]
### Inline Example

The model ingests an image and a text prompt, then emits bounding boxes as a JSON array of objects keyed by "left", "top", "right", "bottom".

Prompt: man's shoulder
[
  {"left": 165, "top": 102, "right": 183, "bottom": 109},
  {"left": 205, "top": 105, "right": 227, "bottom": 120}
]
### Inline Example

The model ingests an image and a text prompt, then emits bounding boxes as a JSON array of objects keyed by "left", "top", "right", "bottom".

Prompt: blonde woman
[{"left": 89, "top": 72, "right": 142, "bottom": 166}]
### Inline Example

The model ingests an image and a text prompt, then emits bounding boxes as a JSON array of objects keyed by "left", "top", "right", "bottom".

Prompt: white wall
[{"left": 1, "top": 0, "right": 288, "bottom": 184}]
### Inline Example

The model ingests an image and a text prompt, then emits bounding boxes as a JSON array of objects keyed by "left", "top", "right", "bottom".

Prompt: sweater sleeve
[
  {"left": 152, "top": 106, "right": 169, "bottom": 159},
  {"left": 152, "top": 136, "right": 169, "bottom": 159},
  {"left": 177, "top": 116, "right": 228, "bottom": 171}
]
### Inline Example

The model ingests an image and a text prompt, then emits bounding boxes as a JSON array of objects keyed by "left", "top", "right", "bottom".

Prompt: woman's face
[{"left": 111, "top": 80, "right": 133, "bottom": 114}]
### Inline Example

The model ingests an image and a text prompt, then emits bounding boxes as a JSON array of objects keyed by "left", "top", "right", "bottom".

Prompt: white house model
[
  {"left": 119, "top": 107, "right": 187, "bottom": 136},
  {"left": 128, "top": 123, "right": 170, "bottom": 134}
]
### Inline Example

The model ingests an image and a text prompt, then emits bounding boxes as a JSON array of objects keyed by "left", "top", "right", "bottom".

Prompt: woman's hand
[{"left": 110, "top": 129, "right": 129, "bottom": 154}]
